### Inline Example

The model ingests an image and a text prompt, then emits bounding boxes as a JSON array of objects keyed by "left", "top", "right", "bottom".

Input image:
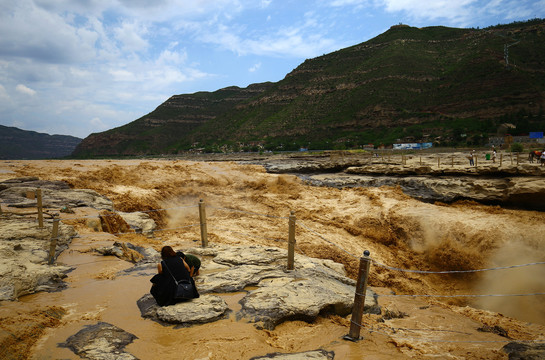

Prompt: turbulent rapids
[{"left": 0, "top": 152, "right": 544, "bottom": 359}]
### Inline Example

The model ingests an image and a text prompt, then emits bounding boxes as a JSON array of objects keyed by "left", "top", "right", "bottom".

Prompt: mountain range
[
  {"left": 68, "top": 19, "right": 545, "bottom": 157},
  {"left": 0, "top": 125, "right": 81, "bottom": 160}
]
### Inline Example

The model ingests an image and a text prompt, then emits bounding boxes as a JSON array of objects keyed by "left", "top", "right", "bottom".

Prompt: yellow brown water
[
  {"left": 1, "top": 158, "right": 545, "bottom": 359},
  {"left": 8, "top": 234, "right": 391, "bottom": 359}
]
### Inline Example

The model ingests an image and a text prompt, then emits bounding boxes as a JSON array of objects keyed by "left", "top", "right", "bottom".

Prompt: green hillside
[{"left": 73, "top": 19, "right": 545, "bottom": 157}]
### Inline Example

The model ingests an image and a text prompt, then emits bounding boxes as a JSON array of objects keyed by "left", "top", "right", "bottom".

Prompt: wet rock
[
  {"left": 0, "top": 216, "right": 76, "bottom": 300},
  {"left": 137, "top": 293, "right": 229, "bottom": 326},
  {"left": 96, "top": 242, "right": 159, "bottom": 266},
  {"left": 95, "top": 242, "right": 144, "bottom": 263},
  {"left": 117, "top": 211, "right": 156, "bottom": 235},
  {"left": 250, "top": 349, "right": 335, "bottom": 359},
  {"left": 237, "top": 271, "right": 376, "bottom": 330},
  {"left": 0, "top": 178, "right": 113, "bottom": 210},
  {"left": 59, "top": 322, "right": 138, "bottom": 360},
  {"left": 212, "top": 245, "right": 287, "bottom": 266},
  {"left": 196, "top": 264, "right": 285, "bottom": 293},
  {"left": 502, "top": 342, "right": 545, "bottom": 359}
]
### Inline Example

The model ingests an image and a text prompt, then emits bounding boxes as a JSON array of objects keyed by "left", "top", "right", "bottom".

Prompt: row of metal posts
[
  {"left": 2, "top": 193, "right": 371, "bottom": 341},
  {"left": 197, "top": 200, "right": 369, "bottom": 340}
]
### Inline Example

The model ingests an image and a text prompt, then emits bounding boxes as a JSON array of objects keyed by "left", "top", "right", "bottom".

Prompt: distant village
[{"left": 188, "top": 125, "right": 545, "bottom": 153}]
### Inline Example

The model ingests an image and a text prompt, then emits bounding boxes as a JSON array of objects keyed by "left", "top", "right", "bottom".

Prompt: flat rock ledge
[
  {"left": 0, "top": 177, "right": 113, "bottom": 210},
  {"left": 250, "top": 349, "right": 335, "bottom": 359},
  {"left": 137, "top": 244, "right": 379, "bottom": 330},
  {"left": 137, "top": 294, "right": 230, "bottom": 326},
  {"left": 59, "top": 322, "right": 138, "bottom": 360},
  {"left": 0, "top": 216, "right": 76, "bottom": 300}
]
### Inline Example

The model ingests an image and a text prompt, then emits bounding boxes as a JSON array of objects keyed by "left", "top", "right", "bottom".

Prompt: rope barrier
[
  {"left": 42, "top": 199, "right": 545, "bottom": 345},
  {"left": 297, "top": 221, "right": 360, "bottom": 260},
  {"left": 349, "top": 320, "right": 545, "bottom": 344},
  {"left": 378, "top": 292, "right": 545, "bottom": 298},
  {"left": 42, "top": 199, "right": 545, "bottom": 305},
  {"left": 60, "top": 204, "right": 199, "bottom": 221},
  {"left": 371, "top": 259, "right": 545, "bottom": 274},
  {"left": 208, "top": 205, "right": 289, "bottom": 219},
  {"left": 210, "top": 226, "right": 287, "bottom": 243},
  {"left": 297, "top": 221, "right": 545, "bottom": 275},
  {"left": 72, "top": 223, "right": 200, "bottom": 238}
]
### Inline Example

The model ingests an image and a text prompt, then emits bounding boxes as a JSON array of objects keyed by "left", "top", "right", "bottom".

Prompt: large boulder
[
  {"left": 59, "top": 322, "right": 138, "bottom": 360},
  {"left": 117, "top": 211, "right": 156, "bottom": 235},
  {"left": 0, "top": 216, "right": 76, "bottom": 300},
  {"left": 237, "top": 271, "right": 375, "bottom": 330},
  {"left": 502, "top": 342, "right": 545, "bottom": 359},
  {"left": 137, "top": 293, "right": 229, "bottom": 326}
]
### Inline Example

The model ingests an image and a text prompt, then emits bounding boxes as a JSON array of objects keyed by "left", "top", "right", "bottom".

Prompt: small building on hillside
[{"left": 393, "top": 142, "right": 433, "bottom": 150}]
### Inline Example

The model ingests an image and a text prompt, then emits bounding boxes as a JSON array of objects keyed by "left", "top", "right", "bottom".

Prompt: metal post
[
  {"left": 517, "top": 153, "right": 519, "bottom": 165},
  {"left": 198, "top": 199, "right": 208, "bottom": 247},
  {"left": 475, "top": 155, "right": 478, "bottom": 167},
  {"left": 36, "top": 188, "right": 44, "bottom": 228},
  {"left": 287, "top": 211, "right": 296, "bottom": 270},
  {"left": 500, "top": 153, "right": 503, "bottom": 167},
  {"left": 344, "top": 250, "right": 371, "bottom": 341},
  {"left": 437, "top": 157, "right": 440, "bottom": 168},
  {"left": 451, "top": 156, "right": 454, "bottom": 167},
  {"left": 48, "top": 218, "right": 60, "bottom": 265}
]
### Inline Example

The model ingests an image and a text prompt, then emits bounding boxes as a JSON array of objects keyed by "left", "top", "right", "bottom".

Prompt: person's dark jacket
[{"left": 150, "top": 256, "right": 199, "bottom": 306}]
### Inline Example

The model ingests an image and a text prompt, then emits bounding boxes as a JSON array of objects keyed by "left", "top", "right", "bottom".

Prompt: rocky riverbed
[{"left": 0, "top": 155, "right": 545, "bottom": 359}]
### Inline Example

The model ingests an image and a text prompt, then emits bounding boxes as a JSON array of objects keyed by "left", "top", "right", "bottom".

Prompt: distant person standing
[
  {"left": 540, "top": 151, "right": 545, "bottom": 166},
  {"left": 468, "top": 150, "right": 475, "bottom": 166},
  {"left": 492, "top": 149, "right": 497, "bottom": 163}
]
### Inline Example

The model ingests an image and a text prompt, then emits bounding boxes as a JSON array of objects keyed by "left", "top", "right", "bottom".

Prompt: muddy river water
[
  {"left": 1, "top": 157, "right": 545, "bottom": 359},
  {"left": 14, "top": 233, "right": 379, "bottom": 360}
]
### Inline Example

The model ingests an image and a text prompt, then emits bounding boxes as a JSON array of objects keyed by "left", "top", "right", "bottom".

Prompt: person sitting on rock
[
  {"left": 150, "top": 246, "right": 199, "bottom": 306},
  {"left": 176, "top": 251, "right": 201, "bottom": 277}
]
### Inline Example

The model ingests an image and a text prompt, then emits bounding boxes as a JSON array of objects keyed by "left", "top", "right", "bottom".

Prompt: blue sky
[{"left": 1, "top": 0, "right": 544, "bottom": 139}]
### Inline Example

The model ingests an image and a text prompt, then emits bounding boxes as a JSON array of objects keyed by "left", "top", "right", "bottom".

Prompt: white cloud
[
  {"left": 199, "top": 19, "right": 339, "bottom": 58},
  {"left": 378, "top": 0, "right": 544, "bottom": 26},
  {"left": 380, "top": 0, "right": 477, "bottom": 23},
  {"left": 249, "top": 62, "right": 262, "bottom": 72},
  {"left": 329, "top": 0, "right": 370, "bottom": 6},
  {"left": 113, "top": 21, "right": 149, "bottom": 53},
  {"left": 15, "top": 84, "right": 36, "bottom": 96}
]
